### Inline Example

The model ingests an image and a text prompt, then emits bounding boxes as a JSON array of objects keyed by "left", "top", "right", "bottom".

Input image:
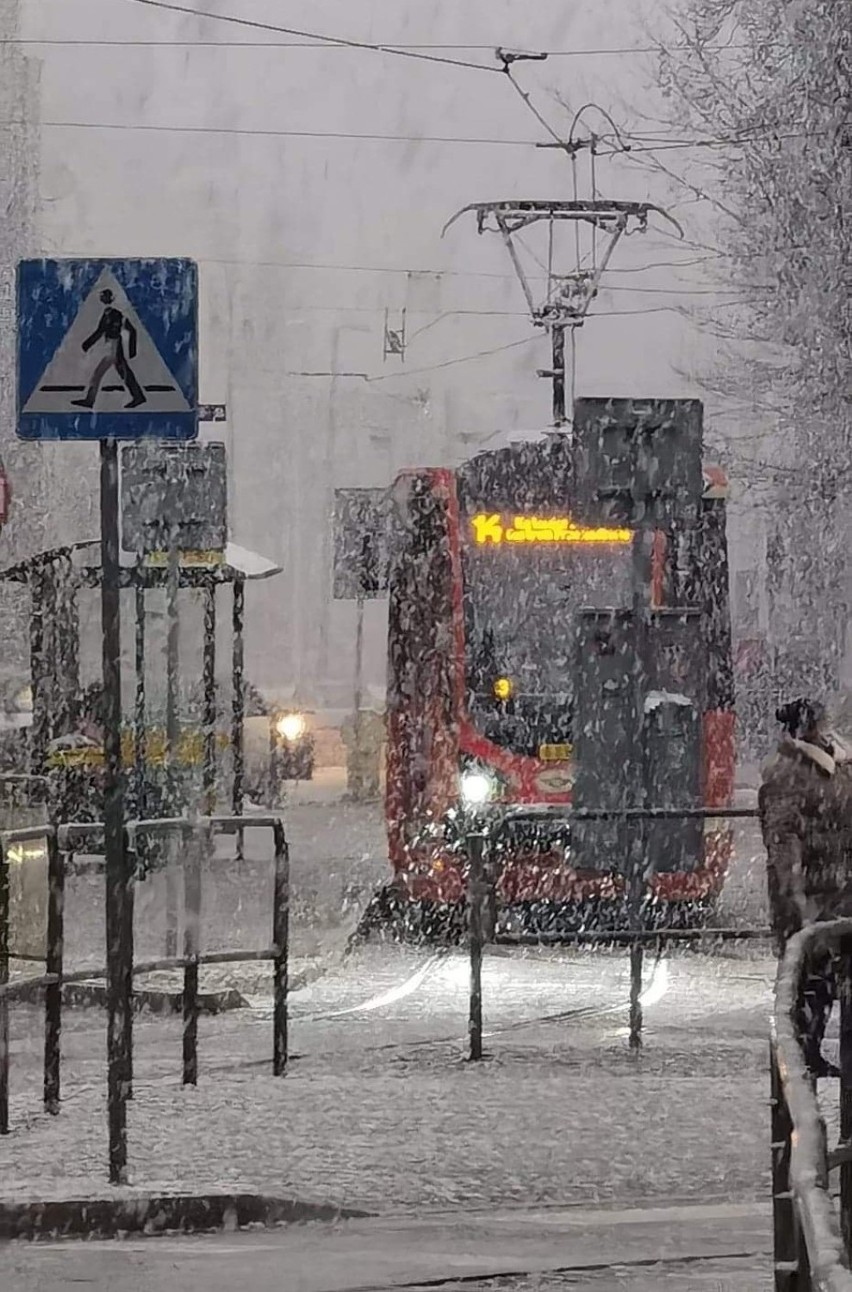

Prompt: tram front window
[{"left": 462, "top": 536, "right": 632, "bottom": 756}]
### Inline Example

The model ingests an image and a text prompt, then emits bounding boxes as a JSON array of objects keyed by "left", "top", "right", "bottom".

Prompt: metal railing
[
  {"left": 465, "top": 804, "right": 772, "bottom": 1059},
  {"left": 772, "top": 922, "right": 852, "bottom": 1291},
  {"left": 0, "top": 814, "right": 289, "bottom": 1184}
]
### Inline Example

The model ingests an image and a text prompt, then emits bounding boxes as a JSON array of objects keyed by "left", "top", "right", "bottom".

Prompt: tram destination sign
[
  {"left": 121, "top": 441, "right": 227, "bottom": 561},
  {"left": 332, "top": 487, "right": 389, "bottom": 600}
]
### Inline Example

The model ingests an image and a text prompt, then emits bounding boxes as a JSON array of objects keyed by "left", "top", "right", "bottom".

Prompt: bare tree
[{"left": 656, "top": 0, "right": 852, "bottom": 691}]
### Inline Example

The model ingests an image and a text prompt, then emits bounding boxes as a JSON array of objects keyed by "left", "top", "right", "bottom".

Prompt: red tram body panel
[{"left": 384, "top": 428, "right": 735, "bottom": 921}]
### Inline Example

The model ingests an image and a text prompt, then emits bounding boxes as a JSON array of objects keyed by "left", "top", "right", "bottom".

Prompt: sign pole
[
  {"left": 354, "top": 591, "right": 365, "bottom": 718},
  {"left": 628, "top": 526, "right": 650, "bottom": 1051},
  {"left": 100, "top": 437, "right": 129, "bottom": 1184},
  {"left": 164, "top": 528, "right": 180, "bottom": 960},
  {"left": 17, "top": 256, "right": 199, "bottom": 1182}
]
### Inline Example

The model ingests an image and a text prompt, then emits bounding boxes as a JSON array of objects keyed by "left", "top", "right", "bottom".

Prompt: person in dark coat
[{"left": 759, "top": 697, "right": 852, "bottom": 1077}]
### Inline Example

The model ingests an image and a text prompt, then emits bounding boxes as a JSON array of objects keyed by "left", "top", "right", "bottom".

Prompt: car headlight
[
  {"left": 460, "top": 769, "right": 495, "bottom": 807},
  {"left": 276, "top": 712, "right": 306, "bottom": 742}
]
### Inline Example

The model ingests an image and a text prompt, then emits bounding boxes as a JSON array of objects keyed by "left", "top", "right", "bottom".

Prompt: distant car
[
  {"left": 242, "top": 684, "right": 315, "bottom": 801},
  {"left": 269, "top": 708, "right": 315, "bottom": 782}
]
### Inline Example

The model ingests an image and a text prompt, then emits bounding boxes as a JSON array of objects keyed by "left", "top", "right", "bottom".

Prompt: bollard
[
  {"left": 629, "top": 942, "right": 644, "bottom": 1051},
  {"left": 43, "top": 830, "right": 64, "bottom": 1114},
  {"left": 272, "top": 820, "right": 289, "bottom": 1075},
  {"left": 182, "top": 824, "right": 203, "bottom": 1086},
  {"left": 121, "top": 836, "right": 134, "bottom": 1102},
  {"left": 467, "top": 832, "right": 486, "bottom": 1062},
  {"left": 0, "top": 838, "right": 8, "bottom": 1134}
]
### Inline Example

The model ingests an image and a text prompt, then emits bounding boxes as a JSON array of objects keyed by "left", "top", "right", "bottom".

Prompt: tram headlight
[
  {"left": 460, "top": 769, "right": 495, "bottom": 807},
  {"left": 275, "top": 712, "right": 306, "bottom": 742}
]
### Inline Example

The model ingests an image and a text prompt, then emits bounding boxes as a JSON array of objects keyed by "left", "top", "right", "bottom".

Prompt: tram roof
[{"left": 453, "top": 433, "right": 730, "bottom": 500}]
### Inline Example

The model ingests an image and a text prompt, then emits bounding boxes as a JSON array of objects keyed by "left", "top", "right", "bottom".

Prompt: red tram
[{"left": 382, "top": 420, "right": 735, "bottom": 934}]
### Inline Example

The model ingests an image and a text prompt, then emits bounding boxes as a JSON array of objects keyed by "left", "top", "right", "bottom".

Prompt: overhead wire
[
  {"left": 598, "top": 130, "right": 819, "bottom": 154},
  {"left": 51, "top": 251, "right": 731, "bottom": 280},
  {"left": 207, "top": 291, "right": 763, "bottom": 321},
  {"left": 37, "top": 119, "right": 540, "bottom": 147},
  {"left": 1, "top": 38, "right": 776, "bottom": 54},
  {"left": 25, "top": 110, "right": 816, "bottom": 154},
  {"left": 286, "top": 302, "right": 757, "bottom": 385},
  {"left": 284, "top": 336, "right": 540, "bottom": 383},
  {"left": 65, "top": 4, "right": 785, "bottom": 388},
  {"left": 501, "top": 64, "right": 567, "bottom": 150},
  {"left": 120, "top": 0, "right": 504, "bottom": 73},
  {"left": 34, "top": 117, "right": 819, "bottom": 153}
]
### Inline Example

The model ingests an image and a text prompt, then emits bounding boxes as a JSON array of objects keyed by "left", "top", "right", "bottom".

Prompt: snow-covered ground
[
  {"left": 0, "top": 788, "right": 781, "bottom": 1246},
  {"left": 3, "top": 937, "right": 774, "bottom": 1209},
  {"left": 6, "top": 1202, "right": 772, "bottom": 1290}
]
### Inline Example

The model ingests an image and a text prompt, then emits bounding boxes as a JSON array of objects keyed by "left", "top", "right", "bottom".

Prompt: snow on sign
[
  {"left": 333, "top": 488, "right": 389, "bottom": 599},
  {"left": 121, "top": 441, "right": 227, "bottom": 560},
  {"left": 16, "top": 258, "right": 198, "bottom": 441}
]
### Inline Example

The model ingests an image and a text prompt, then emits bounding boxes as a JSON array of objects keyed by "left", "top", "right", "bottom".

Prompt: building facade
[{"left": 10, "top": 0, "right": 773, "bottom": 725}]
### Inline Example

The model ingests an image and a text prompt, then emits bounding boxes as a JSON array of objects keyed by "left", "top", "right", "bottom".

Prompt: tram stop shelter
[{"left": 0, "top": 539, "right": 282, "bottom": 857}]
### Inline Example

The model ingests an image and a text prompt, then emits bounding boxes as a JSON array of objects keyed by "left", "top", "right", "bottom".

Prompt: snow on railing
[{"left": 773, "top": 921, "right": 852, "bottom": 1292}]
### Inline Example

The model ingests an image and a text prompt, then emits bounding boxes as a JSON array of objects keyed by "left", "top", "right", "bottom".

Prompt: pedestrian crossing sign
[{"left": 16, "top": 258, "right": 198, "bottom": 442}]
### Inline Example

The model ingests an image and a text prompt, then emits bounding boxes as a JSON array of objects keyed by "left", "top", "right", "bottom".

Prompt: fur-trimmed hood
[{"left": 766, "top": 732, "right": 852, "bottom": 779}]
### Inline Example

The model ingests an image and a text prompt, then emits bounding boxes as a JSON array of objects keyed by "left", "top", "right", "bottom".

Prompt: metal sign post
[
  {"left": 99, "top": 438, "right": 130, "bottom": 1175},
  {"left": 354, "top": 594, "right": 365, "bottom": 715},
  {"left": 628, "top": 528, "right": 652, "bottom": 1051},
  {"left": 17, "top": 256, "right": 199, "bottom": 1185},
  {"left": 467, "top": 832, "right": 486, "bottom": 1062},
  {"left": 164, "top": 531, "right": 181, "bottom": 961}
]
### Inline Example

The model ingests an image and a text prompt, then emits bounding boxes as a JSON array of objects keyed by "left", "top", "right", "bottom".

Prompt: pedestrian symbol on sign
[
  {"left": 72, "top": 288, "right": 146, "bottom": 410},
  {"left": 21, "top": 267, "right": 190, "bottom": 418}
]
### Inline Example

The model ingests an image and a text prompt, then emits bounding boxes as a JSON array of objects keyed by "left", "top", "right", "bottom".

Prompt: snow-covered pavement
[
  {"left": 3, "top": 939, "right": 774, "bottom": 1211},
  {"left": 1, "top": 788, "right": 779, "bottom": 1292},
  {"left": 5, "top": 1200, "right": 772, "bottom": 1290}
]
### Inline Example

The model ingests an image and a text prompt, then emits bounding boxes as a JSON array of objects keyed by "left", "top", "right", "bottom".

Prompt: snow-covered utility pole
[{"left": 442, "top": 197, "right": 682, "bottom": 434}]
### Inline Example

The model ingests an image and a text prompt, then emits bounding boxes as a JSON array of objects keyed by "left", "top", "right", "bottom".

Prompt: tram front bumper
[{"left": 399, "top": 804, "right": 730, "bottom": 907}]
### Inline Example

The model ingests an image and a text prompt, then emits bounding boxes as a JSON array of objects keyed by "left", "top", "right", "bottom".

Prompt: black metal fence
[
  {"left": 772, "top": 921, "right": 852, "bottom": 1291},
  {"left": 464, "top": 804, "right": 773, "bottom": 1059},
  {"left": 0, "top": 813, "right": 289, "bottom": 1184}
]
